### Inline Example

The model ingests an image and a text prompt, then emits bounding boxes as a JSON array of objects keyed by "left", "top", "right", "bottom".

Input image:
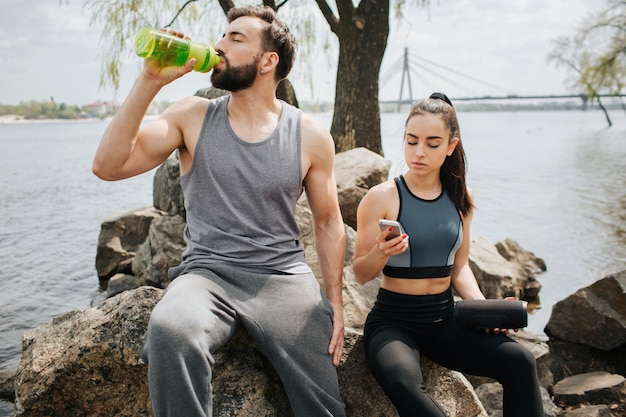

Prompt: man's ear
[{"left": 260, "top": 51, "right": 279, "bottom": 75}]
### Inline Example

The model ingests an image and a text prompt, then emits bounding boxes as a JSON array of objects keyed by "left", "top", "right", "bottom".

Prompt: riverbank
[
  {"left": 0, "top": 115, "right": 100, "bottom": 124},
  {"left": 0, "top": 115, "right": 161, "bottom": 124}
]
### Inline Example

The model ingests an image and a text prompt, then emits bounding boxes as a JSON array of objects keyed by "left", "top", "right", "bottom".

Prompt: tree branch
[
  {"left": 218, "top": 0, "right": 235, "bottom": 16},
  {"left": 314, "top": 0, "right": 340, "bottom": 33},
  {"left": 164, "top": 0, "right": 200, "bottom": 28}
]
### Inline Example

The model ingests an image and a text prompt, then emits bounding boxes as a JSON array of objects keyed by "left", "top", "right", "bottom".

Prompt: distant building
[{"left": 82, "top": 100, "right": 120, "bottom": 117}]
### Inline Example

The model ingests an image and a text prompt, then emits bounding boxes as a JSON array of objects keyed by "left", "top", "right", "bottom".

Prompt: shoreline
[
  {"left": 0, "top": 115, "right": 99, "bottom": 124},
  {"left": 0, "top": 115, "right": 159, "bottom": 124}
]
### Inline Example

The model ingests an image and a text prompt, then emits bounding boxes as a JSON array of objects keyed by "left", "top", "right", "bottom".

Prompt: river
[{"left": 0, "top": 109, "right": 624, "bottom": 414}]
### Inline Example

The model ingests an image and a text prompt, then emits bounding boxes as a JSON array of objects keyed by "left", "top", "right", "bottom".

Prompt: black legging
[{"left": 363, "top": 288, "right": 543, "bottom": 417}]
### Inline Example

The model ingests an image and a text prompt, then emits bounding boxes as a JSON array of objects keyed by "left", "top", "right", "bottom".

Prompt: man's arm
[
  {"left": 301, "top": 115, "right": 346, "bottom": 366},
  {"left": 92, "top": 56, "right": 195, "bottom": 181}
]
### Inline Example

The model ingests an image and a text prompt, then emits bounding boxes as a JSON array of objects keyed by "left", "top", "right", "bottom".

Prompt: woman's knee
[
  {"left": 494, "top": 341, "right": 538, "bottom": 383},
  {"left": 507, "top": 342, "right": 536, "bottom": 369}
]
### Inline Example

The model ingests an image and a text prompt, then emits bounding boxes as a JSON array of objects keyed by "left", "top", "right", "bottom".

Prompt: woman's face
[{"left": 403, "top": 113, "right": 458, "bottom": 176}]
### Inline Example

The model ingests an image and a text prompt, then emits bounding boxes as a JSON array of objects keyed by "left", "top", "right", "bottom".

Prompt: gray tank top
[{"left": 173, "top": 95, "right": 310, "bottom": 276}]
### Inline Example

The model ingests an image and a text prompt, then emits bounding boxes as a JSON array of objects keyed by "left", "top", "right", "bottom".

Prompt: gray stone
[
  {"left": 557, "top": 405, "right": 613, "bottom": 417},
  {"left": 131, "top": 214, "right": 186, "bottom": 288},
  {"left": 14, "top": 287, "right": 487, "bottom": 417},
  {"left": 552, "top": 371, "right": 626, "bottom": 407},
  {"left": 152, "top": 154, "right": 185, "bottom": 218},
  {"left": 95, "top": 207, "right": 163, "bottom": 280},
  {"left": 469, "top": 237, "right": 542, "bottom": 300},
  {"left": 545, "top": 270, "right": 626, "bottom": 350},
  {"left": 333, "top": 147, "right": 391, "bottom": 230}
]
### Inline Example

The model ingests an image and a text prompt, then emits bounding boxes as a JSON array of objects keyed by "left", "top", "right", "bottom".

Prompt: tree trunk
[{"left": 329, "top": 0, "right": 389, "bottom": 155}]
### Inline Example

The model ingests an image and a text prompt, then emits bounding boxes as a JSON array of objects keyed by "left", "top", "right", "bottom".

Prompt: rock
[
  {"left": 494, "top": 238, "right": 545, "bottom": 299},
  {"left": 333, "top": 147, "right": 391, "bottom": 229},
  {"left": 14, "top": 287, "right": 487, "bottom": 417},
  {"left": 131, "top": 214, "right": 186, "bottom": 288},
  {"left": 152, "top": 154, "right": 185, "bottom": 218},
  {"left": 546, "top": 338, "right": 626, "bottom": 384},
  {"left": 95, "top": 207, "right": 163, "bottom": 280},
  {"left": 495, "top": 238, "right": 547, "bottom": 274},
  {"left": 545, "top": 270, "right": 626, "bottom": 350},
  {"left": 557, "top": 404, "right": 614, "bottom": 417},
  {"left": 474, "top": 382, "right": 503, "bottom": 417},
  {"left": 469, "top": 237, "right": 543, "bottom": 300},
  {"left": 552, "top": 371, "right": 626, "bottom": 407},
  {"left": 15, "top": 287, "right": 160, "bottom": 417},
  {"left": 474, "top": 383, "right": 557, "bottom": 417},
  {"left": 0, "top": 369, "right": 16, "bottom": 402},
  {"left": 106, "top": 273, "right": 142, "bottom": 298}
]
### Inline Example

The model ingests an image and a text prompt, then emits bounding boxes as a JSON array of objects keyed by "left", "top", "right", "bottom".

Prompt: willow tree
[
  {"left": 85, "top": 0, "right": 428, "bottom": 155},
  {"left": 548, "top": 0, "right": 626, "bottom": 126}
]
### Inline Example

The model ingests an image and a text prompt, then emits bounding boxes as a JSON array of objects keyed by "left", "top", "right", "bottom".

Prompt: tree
[
  {"left": 85, "top": 0, "right": 428, "bottom": 155},
  {"left": 316, "top": 0, "right": 388, "bottom": 154},
  {"left": 548, "top": 0, "right": 626, "bottom": 126}
]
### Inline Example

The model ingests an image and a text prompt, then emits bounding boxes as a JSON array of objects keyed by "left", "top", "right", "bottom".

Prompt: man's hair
[{"left": 227, "top": 6, "right": 297, "bottom": 81}]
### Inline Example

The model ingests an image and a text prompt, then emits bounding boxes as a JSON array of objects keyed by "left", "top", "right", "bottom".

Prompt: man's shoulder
[{"left": 166, "top": 95, "right": 211, "bottom": 115}]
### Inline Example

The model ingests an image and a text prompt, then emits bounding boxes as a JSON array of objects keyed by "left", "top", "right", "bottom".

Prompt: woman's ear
[{"left": 447, "top": 137, "right": 459, "bottom": 156}]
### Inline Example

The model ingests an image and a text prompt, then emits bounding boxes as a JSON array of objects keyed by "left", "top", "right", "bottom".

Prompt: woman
[{"left": 352, "top": 93, "right": 543, "bottom": 417}]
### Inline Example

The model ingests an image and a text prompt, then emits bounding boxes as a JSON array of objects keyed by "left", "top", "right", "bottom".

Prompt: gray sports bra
[{"left": 383, "top": 176, "right": 463, "bottom": 279}]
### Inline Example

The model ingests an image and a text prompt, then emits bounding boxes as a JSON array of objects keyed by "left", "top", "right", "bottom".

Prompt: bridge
[{"left": 379, "top": 47, "right": 625, "bottom": 113}]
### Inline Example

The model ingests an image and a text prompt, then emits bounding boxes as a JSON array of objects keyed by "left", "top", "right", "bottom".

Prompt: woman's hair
[
  {"left": 405, "top": 92, "right": 473, "bottom": 216},
  {"left": 227, "top": 6, "right": 297, "bottom": 81}
]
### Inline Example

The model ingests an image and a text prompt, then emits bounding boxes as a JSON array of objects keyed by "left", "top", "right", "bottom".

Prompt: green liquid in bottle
[{"left": 135, "top": 28, "right": 220, "bottom": 73}]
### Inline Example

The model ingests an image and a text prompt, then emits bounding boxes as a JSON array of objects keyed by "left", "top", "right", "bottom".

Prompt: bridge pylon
[{"left": 397, "top": 47, "right": 413, "bottom": 112}]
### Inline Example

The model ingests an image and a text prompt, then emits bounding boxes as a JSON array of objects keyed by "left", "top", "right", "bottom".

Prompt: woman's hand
[
  {"left": 485, "top": 297, "right": 520, "bottom": 334},
  {"left": 376, "top": 227, "right": 409, "bottom": 257}
]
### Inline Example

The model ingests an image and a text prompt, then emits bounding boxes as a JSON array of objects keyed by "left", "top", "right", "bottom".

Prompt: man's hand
[
  {"left": 141, "top": 30, "right": 196, "bottom": 87},
  {"left": 328, "top": 306, "right": 345, "bottom": 366}
]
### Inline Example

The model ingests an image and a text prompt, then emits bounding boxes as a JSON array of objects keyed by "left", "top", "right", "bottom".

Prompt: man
[{"left": 92, "top": 6, "right": 346, "bottom": 417}]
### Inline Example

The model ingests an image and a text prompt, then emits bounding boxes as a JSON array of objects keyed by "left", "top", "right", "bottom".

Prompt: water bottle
[{"left": 134, "top": 27, "right": 220, "bottom": 73}]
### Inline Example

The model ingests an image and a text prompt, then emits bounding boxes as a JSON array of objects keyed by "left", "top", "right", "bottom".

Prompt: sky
[{"left": 0, "top": 0, "right": 600, "bottom": 106}]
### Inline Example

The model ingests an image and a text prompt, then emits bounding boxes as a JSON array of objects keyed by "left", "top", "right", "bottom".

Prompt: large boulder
[
  {"left": 552, "top": 371, "right": 626, "bottom": 407},
  {"left": 544, "top": 270, "right": 626, "bottom": 350},
  {"left": 95, "top": 207, "right": 163, "bottom": 281},
  {"left": 15, "top": 287, "right": 159, "bottom": 417},
  {"left": 469, "top": 237, "right": 544, "bottom": 300},
  {"left": 152, "top": 154, "right": 185, "bottom": 219},
  {"left": 333, "top": 147, "right": 391, "bottom": 229},
  {"left": 14, "top": 286, "right": 487, "bottom": 417},
  {"left": 131, "top": 214, "right": 186, "bottom": 288}
]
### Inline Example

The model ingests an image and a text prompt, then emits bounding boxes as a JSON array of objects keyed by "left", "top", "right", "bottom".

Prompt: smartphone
[{"left": 378, "top": 219, "right": 404, "bottom": 241}]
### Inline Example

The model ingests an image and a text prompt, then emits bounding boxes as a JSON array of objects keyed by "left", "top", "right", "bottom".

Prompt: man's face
[
  {"left": 211, "top": 52, "right": 262, "bottom": 92},
  {"left": 211, "top": 16, "right": 267, "bottom": 92}
]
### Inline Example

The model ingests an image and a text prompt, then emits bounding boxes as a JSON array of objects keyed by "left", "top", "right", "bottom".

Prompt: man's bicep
[{"left": 127, "top": 118, "right": 182, "bottom": 177}]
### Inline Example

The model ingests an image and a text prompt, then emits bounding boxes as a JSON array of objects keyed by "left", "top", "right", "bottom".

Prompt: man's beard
[{"left": 211, "top": 54, "right": 262, "bottom": 92}]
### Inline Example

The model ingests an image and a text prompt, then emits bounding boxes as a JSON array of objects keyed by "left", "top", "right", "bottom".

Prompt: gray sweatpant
[{"left": 141, "top": 263, "right": 346, "bottom": 417}]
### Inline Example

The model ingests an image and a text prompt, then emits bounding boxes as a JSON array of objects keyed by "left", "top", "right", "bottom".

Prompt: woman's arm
[{"left": 352, "top": 183, "right": 407, "bottom": 284}]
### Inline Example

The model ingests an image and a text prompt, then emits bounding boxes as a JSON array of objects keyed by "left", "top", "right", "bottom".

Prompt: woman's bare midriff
[{"left": 381, "top": 275, "right": 452, "bottom": 295}]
